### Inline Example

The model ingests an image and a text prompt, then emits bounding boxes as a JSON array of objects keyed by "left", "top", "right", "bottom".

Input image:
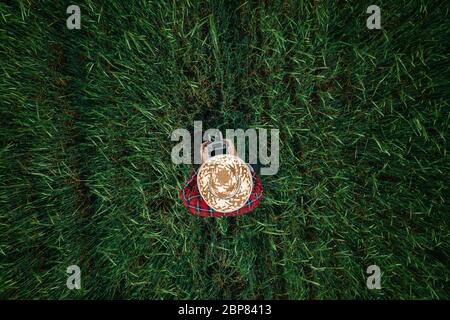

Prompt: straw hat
[{"left": 197, "top": 154, "right": 253, "bottom": 213}]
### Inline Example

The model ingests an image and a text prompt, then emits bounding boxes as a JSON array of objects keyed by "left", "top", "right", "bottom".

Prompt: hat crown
[
  {"left": 197, "top": 154, "right": 253, "bottom": 213},
  {"left": 209, "top": 165, "right": 241, "bottom": 199}
]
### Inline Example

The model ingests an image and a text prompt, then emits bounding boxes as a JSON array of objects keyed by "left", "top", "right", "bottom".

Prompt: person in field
[{"left": 180, "top": 139, "right": 263, "bottom": 217}]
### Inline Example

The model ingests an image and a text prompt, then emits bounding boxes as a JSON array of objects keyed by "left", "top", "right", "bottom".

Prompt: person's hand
[
  {"left": 200, "top": 139, "right": 237, "bottom": 164},
  {"left": 224, "top": 139, "right": 237, "bottom": 156},
  {"left": 200, "top": 141, "right": 210, "bottom": 164}
]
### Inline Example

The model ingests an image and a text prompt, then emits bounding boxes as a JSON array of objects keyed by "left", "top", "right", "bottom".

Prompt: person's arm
[
  {"left": 180, "top": 141, "right": 212, "bottom": 215},
  {"left": 249, "top": 165, "right": 263, "bottom": 200}
]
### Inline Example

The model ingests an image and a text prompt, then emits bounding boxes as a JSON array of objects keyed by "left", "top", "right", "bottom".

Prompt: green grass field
[{"left": 0, "top": 0, "right": 449, "bottom": 299}]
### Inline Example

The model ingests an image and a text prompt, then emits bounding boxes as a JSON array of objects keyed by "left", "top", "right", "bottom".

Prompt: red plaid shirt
[{"left": 180, "top": 165, "right": 263, "bottom": 217}]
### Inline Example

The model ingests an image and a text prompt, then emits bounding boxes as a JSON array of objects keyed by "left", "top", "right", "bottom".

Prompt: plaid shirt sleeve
[{"left": 179, "top": 166, "right": 263, "bottom": 217}]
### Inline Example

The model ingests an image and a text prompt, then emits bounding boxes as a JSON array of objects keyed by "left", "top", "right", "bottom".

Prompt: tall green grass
[{"left": 0, "top": 0, "right": 449, "bottom": 299}]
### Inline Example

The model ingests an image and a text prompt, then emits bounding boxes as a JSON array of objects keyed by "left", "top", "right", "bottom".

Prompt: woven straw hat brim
[{"left": 197, "top": 154, "right": 253, "bottom": 213}]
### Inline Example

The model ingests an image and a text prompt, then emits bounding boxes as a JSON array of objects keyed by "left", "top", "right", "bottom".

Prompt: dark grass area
[{"left": 0, "top": 0, "right": 449, "bottom": 299}]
